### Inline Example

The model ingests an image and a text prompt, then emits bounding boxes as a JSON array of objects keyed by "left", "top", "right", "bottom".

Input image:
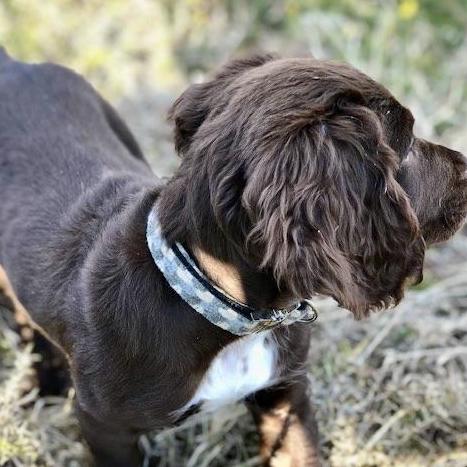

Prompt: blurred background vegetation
[
  {"left": 1, "top": 1, "right": 467, "bottom": 466},
  {"left": 2, "top": 0, "right": 467, "bottom": 157}
]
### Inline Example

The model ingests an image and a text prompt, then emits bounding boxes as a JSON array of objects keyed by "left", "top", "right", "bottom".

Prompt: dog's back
[
  {"left": 0, "top": 47, "right": 147, "bottom": 218},
  {"left": 0, "top": 48, "right": 155, "bottom": 330}
]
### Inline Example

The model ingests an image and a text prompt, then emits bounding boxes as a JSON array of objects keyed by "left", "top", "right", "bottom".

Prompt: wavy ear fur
[
  {"left": 165, "top": 56, "right": 425, "bottom": 317},
  {"left": 168, "top": 54, "right": 276, "bottom": 154},
  {"left": 240, "top": 91, "right": 424, "bottom": 317}
]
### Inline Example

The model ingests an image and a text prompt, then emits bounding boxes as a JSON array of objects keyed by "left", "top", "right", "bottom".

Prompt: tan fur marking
[
  {"left": 0, "top": 265, "right": 31, "bottom": 325},
  {"left": 0, "top": 265, "right": 61, "bottom": 348},
  {"left": 192, "top": 248, "right": 296, "bottom": 308},
  {"left": 259, "top": 402, "right": 320, "bottom": 467},
  {"left": 193, "top": 248, "right": 247, "bottom": 303}
]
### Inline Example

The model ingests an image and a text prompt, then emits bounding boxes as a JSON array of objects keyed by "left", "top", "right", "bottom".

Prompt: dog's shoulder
[
  {"left": 0, "top": 49, "right": 92, "bottom": 101},
  {"left": 0, "top": 50, "right": 145, "bottom": 162},
  {"left": 0, "top": 51, "right": 102, "bottom": 143}
]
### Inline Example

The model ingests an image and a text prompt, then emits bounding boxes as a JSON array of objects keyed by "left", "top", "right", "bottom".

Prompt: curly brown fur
[
  {"left": 161, "top": 56, "right": 440, "bottom": 318},
  {"left": 1, "top": 49, "right": 466, "bottom": 467}
]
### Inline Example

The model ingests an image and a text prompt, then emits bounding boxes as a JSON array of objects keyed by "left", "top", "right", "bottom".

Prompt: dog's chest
[{"left": 182, "top": 331, "right": 278, "bottom": 414}]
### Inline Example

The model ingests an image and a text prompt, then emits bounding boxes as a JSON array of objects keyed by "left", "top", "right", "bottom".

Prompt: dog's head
[{"left": 168, "top": 54, "right": 467, "bottom": 317}]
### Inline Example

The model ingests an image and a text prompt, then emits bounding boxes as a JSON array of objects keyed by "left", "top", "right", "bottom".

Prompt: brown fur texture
[
  {"left": 1, "top": 49, "right": 466, "bottom": 466},
  {"left": 161, "top": 55, "right": 466, "bottom": 319}
]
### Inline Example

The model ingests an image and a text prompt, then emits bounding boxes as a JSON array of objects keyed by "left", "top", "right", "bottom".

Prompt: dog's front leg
[
  {"left": 76, "top": 405, "right": 143, "bottom": 467},
  {"left": 247, "top": 378, "right": 321, "bottom": 467}
]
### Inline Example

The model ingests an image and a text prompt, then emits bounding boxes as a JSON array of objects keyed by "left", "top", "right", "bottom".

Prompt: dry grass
[
  {"left": 0, "top": 318, "right": 86, "bottom": 467},
  {"left": 1, "top": 3, "right": 467, "bottom": 464},
  {"left": 2, "top": 234, "right": 467, "bottom": 466}
]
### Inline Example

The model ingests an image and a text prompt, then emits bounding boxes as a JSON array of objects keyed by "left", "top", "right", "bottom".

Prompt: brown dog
[{"left": 1, "top": 50, "right": 466, "bottom": 466}]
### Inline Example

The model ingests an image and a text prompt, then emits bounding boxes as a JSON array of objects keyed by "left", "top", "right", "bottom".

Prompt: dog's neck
[
  {"left": 157, "top": 182, "right": 293, "bottom": 310},
  {"left": 192, "top": 247, "right": 248, "bottom": 304},
  {"left": 190, "top": 247, "right": 295, "bottom": 309}
]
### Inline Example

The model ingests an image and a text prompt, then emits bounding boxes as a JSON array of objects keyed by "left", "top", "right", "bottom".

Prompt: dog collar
[{"left": 146, "top": 209, "right": 318, "bottom": 335}]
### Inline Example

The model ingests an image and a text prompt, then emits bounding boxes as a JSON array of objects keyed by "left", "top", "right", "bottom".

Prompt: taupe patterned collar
[{"left": 146, "top": 209, "right": 318, "bottom": 335}]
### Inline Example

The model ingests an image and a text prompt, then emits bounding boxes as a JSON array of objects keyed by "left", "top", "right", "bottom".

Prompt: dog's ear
[
  {"left": 240, "top": 89, "right": 425, "bottom": 317},
  {"left": 169, "top": 54, "right": 276, "bottom": 154}
]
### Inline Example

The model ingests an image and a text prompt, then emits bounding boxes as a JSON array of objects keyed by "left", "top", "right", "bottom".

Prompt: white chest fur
[{"left": 181, "top": 331, "right": 278, "bottom": 414}]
